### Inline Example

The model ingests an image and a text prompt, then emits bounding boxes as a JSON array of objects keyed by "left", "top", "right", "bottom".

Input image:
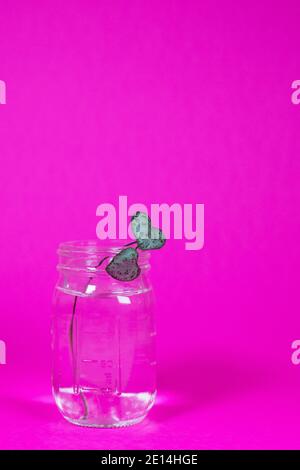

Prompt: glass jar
[{"left": 52, "top": 240, "right": 156, "bottom": 428}]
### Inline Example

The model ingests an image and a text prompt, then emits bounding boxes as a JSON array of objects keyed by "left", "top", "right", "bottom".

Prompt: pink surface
[{"left": 1, "top": 0, "right": 300, "bottom": 449}]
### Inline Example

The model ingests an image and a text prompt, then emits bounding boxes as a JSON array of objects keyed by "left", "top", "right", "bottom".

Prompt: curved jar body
[{"left": 52, "top": 241, "right": 156, "bottom": 427}]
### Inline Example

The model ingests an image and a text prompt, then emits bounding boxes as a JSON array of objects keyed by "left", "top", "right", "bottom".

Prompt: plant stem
[{"left": 124, "top": 240, "right": 138, "bottom": 247}]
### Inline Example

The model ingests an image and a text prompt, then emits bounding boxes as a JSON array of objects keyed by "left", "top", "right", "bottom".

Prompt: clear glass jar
[{"left": 52, "top": 240, "right": 156, "bottom": 428}]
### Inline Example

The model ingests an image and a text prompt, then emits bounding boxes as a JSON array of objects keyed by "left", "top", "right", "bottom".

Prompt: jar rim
[
  {"left": 58, "top": 239, "right": 139, "bottom": 254},
  {"left": 57, "top": 239, "right": 150, "bottom": 265}
]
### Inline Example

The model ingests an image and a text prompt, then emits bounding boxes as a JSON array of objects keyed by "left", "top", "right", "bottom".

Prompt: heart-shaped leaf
[
  {"left": 136, "top": 227, "right": 165, "bottom": 250},
  {"left": 105, "top": 248, "right": 141, "bottom": 281},
  {"left": 131, "top": 212, "right": 166, "bottom": 250}
]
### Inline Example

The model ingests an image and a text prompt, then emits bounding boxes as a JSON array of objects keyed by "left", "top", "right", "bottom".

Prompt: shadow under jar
[{"left": 52, "top": 240, "right": 156, "bottom": 428}]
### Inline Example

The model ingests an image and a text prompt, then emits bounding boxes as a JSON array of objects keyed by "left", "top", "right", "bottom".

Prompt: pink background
[{"left": 1, "top": 0, "right": 300, "bottom": 450}]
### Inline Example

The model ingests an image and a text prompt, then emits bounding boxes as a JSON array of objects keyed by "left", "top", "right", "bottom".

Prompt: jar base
[{"left": 64, "top": 414, "right": 146, "bottom": 428}]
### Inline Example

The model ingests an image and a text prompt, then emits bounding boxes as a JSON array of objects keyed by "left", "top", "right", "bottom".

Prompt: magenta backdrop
[{"left": 1, "top": 0, "right": 300, "bottom": 450}]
